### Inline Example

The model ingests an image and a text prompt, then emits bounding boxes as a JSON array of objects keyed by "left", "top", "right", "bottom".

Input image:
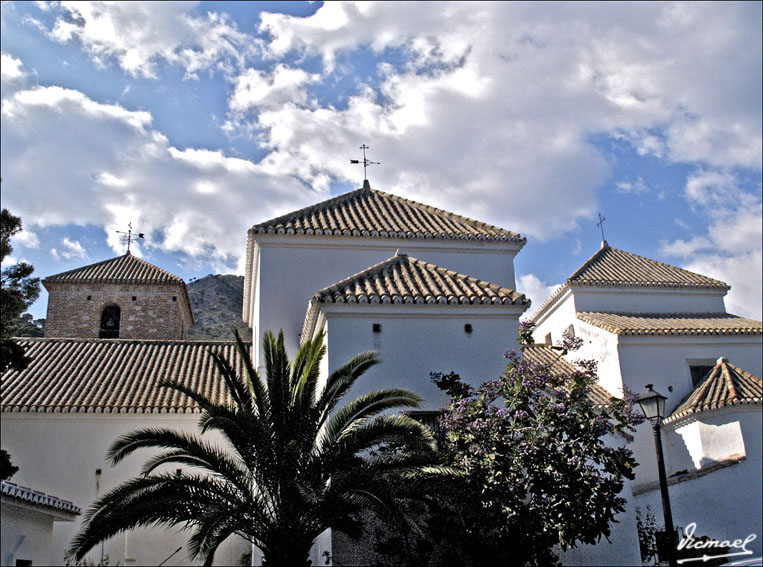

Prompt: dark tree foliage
[
  {"left": 14, "top": 313, "right": 45, "bottom": 337},
  {"left": 0, "top": 449, "right": 19, "bottom": 481},
  {"left": 1, "top": 209, "right": 41, "bottom": 372},
  {"left": 374, "top": 323, "right": 643, "bottom": 567}
]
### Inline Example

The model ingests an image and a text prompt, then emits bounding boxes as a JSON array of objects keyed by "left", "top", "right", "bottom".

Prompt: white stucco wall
[
  {"left": 245, "top": 235, "right": 523, "bottom": 364},
  {"left": 528, "top": 266, "right": 761, "bottom": 566},
  {"left": 568, "top": 320, "right": 624, "bottom": 398},
  {"left": 633, "top": 408, "right": 762, "bottom": 557},
  {"left": 318, "top": 303, "right": 525, "bottom": 410},
  {"left": 612, "top": 336, "right": 762, "bottom": 488},
  {"left": 560, "top": 484, "right": 642, "bottom": 566},
  {"left": 531, "top": 285, "right": 729, "bottom": 336},
  {"left": 531, "top": 288, "right": 577, "bottom": 345},
  {"left": 0, "top": 413, "right": 250, "bottom": 566},
  {"left": 617, "top": 337, "right": 762, "bottom": 406},
  {"left": 1, "top": 501, "right": 61, "bottom": 567},
  {"left": 570, "top": 287, "right": 728, "bottom": 315}
]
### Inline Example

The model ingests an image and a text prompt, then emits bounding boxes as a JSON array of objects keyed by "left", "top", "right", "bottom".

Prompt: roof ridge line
[
  {"left": 42, "top": 253, "right": 131, "bottom": 281},
  {"left": 666, "top": 359, "right": 762, "bottom": 424},
  {"left": 373, "top": 188, "right": 517, "bottom": 236},
  {"left": 723, "top": 363, "right": 738, "bottom": 400},
  {"left": 250, "top": 188, "right": 367, "bottom": 232},
  {"left": 43, "top": 253, "right": 185, "bottom": 284},
  {"left": 312, "top": 253, "right": 409, "bottom": 299}
]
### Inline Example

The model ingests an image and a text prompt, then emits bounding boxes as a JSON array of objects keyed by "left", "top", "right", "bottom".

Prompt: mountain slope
[{"left": 187, "top": 275, "right": 252, "bottom": 341}]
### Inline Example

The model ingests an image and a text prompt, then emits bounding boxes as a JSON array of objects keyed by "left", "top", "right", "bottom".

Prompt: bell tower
[{"left": 42, "top": 253, "right": 194, "bottom": 340}]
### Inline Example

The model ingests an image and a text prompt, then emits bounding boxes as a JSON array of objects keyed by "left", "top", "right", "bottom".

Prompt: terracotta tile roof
[
  {"left": 0, "top": 338, "right": 246, "bottom": 413},
  {"left": 530, "top": 243, "right": 729, "bottom": 321},
  {"left": 568, "top": 244, "right": 728, "bottom": 289},
  {"left": 1, "top": 481, "right": 81, "bottom": 515},
  {"left": 522, "top": 344, "right": 615, "bottom": 407},
  {"left": 250, "top": 186, "right": 524, "bottom": 243},
  {"left": 43, "top": 253, "right": 185, "bottom": 285},
  {"left": 665, "top": 358, "right": 762, "bottom": 423},
  {"left": 576, "top": 312, "right": 762, "bottom": 336},
  {"left": 301, "top": 253, "right": 528, "bottom": 343},
  {"left": 314, "top": 253, "right": 529, "bottom": 306}
]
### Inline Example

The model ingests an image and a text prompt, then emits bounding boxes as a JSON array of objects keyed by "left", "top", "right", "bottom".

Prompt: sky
[{"left": 1, "top": 1, "right": 761, "bottom": 322}]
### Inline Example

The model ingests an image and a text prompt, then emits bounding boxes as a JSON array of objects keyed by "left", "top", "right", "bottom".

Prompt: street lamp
[{"left": 637, "top": 384, "right": 677, "bottom": 567}]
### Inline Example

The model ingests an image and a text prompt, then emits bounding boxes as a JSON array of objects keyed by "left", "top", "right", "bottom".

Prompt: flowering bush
[{"left": 433, "top": 322, "right": 642, "bottom": 566}]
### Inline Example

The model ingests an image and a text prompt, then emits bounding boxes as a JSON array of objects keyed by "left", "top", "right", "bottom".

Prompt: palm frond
[
  {"left": 157, "top": 379, "right": 217, "bottom": 411},
  {"left": 318, "top": 389, "right": 424, "bottom": 454},
  {"left": 140, "top": 449, "right": 251, "bottom": 492},
  {"left": 316, "top": 351, "right": 380, "bottom": 422},
  {"left": 208, "top": 350, "right": 251, "bottom": 410},
  {"left": 68, "top": 474, "right": 243, "bottom": 560},
  {"left": 108, "top": 428, "right": 212, "bottom": 465},
  {"left": 264, "top": 330, "right": 290, "bottom": 429},
  {"left": 331, "top": 415, "right": 438, "bottom": 460},
  {"left": 70, "top": 328, "right": 457, "bottom": 566},
  {"left": 290, "top": 330, "right": 326, "bottom": 413},
  {"left": 233, "top": 328, "right": 270, "bottom": 420}
]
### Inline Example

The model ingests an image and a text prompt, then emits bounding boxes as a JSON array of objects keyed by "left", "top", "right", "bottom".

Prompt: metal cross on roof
[
  {"left": 596, "top": 212, "right": 607, "bottom": 243},
  {"left": 116, "top": 222, "right": 144, "bottom": 254},
  {"left": 349, "top": 144, "right": 380, "bottom": 187}
]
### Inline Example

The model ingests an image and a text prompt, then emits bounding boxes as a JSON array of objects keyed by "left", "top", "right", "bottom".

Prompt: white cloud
[
  {"left": 12, "top": 229, "right": 41, "bottom": 250},
  {"left": 1, "top": 52, "right": 31, "bottom": 100},
  {"left": 682, "top": 250, "right": 762, "bottom": 320},
  {"left": 3, "top": 86, "right": 153, "bottom": 130},
  {"left": 615, "top": 178, "right": 649, "bottom": 194},
  {"left": 3, "top": 2, "right": 761, "bottom": 302},
  {"left": 1, "top": 80, "right": 315, "bottom": 267},
  {"left": 230, "top": 65, "right": 320, "bottom": 112},
  {"left": 229, "top": 2, "right": 761, "bottom": 240},
  {"left": 50, "top": 237, "right": 88, "bottom": 261},
  {"left": 1, "top": 52, "right": 27, "bottom": 81},
  {"left": 48, "top": 1, "right": 250, "bottom": 78},
  {"left": 517, "top": 274, "right": 561, "bottom": 321},
  {"left": 684, "top": 169, "right": 740, "bottom": 208},
  {"left": 661, "top": 170, "right": 762, "bottom": 319}
]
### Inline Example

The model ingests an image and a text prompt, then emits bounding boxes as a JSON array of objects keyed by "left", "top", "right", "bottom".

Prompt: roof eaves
[
  {"left": 1, "top": 481, "right": 81, "bottom": 515},
  {"left": 575, "top": 312, "right": 763, "bottom": 336}
]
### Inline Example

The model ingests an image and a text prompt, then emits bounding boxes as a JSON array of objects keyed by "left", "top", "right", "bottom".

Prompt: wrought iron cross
[
  {"left": 596, "top": 212, "right": 607, "bottom": 242},
  {"left": 116, "top": 222, "right": 144, "bottom": 254},
  {"left": 349, "top": 144, "right": 380, "bottom": 182}
]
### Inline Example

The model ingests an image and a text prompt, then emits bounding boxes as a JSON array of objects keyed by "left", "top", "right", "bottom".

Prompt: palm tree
[{"left": 67, "top": 330, "right": 455, "bottom": 566}]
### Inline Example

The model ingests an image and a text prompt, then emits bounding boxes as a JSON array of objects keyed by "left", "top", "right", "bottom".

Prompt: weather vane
[
  {"left": 597, "top": 212, "right": 607, "bottom": 243},
  {"left": 116, "top": 222, "right": 144, "bottom": 254},
  {"left": 350, "top": 144, "right": 380, "bottom": 186}
]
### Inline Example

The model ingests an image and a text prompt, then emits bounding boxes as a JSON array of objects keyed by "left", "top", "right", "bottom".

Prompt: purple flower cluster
[{"left": 433, "top": 325, "right": 641, "bottom": 560}]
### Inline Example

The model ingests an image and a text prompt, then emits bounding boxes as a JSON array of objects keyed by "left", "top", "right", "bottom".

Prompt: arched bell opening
[{"left": 99, "top": 305, "right": 121, "bottom": 338}]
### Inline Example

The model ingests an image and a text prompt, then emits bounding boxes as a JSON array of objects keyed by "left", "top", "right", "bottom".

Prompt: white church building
[{"left": 1, "top": 182, "right": 761, "bottom": 566}]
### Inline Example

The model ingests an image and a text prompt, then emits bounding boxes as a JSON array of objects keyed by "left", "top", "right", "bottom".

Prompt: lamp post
[{"left": 637, "top": 384, "right": 677, "bottom": 567}]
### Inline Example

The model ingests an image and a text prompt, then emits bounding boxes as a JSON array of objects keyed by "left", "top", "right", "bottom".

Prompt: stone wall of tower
[{"left": 44, "top": 282, "right": 193, "bottom": 339}]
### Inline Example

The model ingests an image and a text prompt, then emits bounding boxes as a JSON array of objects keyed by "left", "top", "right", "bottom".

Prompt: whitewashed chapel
[{"left": 1, "top": 182, "right": 761, "bottom": 566}]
